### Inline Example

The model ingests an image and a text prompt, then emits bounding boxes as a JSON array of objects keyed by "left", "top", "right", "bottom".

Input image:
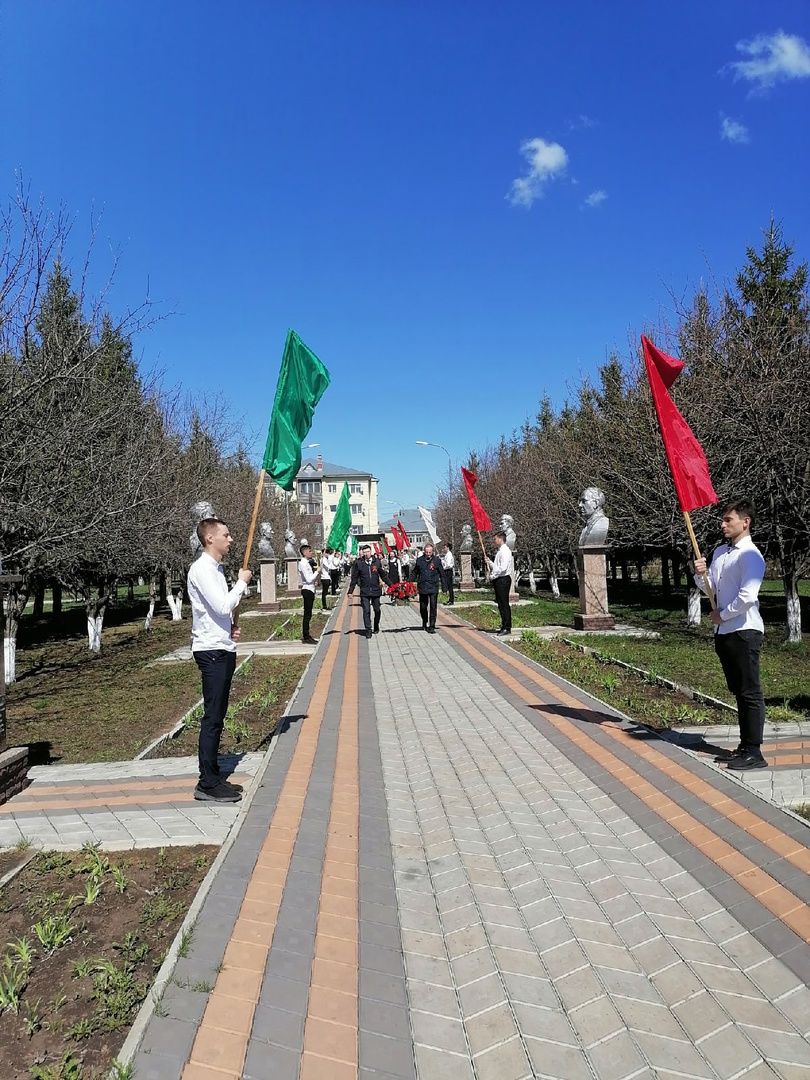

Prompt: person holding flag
[
  {"left": 487, "top": 531, "right": 514, "bottom": 636},
  {"left": 298, "top": 544, "right": 318, "bottom": 643},
  {"left": 694, "top": 501, "right": 768, "bottom": 771}
]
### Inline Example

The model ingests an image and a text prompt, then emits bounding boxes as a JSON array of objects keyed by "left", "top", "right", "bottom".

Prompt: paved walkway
[{"left": 126, "top": 593, "right": 809, "bottom": 1079}]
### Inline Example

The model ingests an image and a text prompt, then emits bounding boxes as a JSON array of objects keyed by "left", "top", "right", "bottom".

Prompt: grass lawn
[
  {"left": 0, "top": 844, "right": 216, "bottom": 1080},
  {"left": 148, "top": 654, "right": 308, "bottom": 758},
  {"left": 458, "top": 595, "right": 578, "bottom": 631}
]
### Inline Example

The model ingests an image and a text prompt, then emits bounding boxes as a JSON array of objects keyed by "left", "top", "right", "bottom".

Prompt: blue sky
[{"left": 3, "top": 1, "right": 809, "bottom": 512}]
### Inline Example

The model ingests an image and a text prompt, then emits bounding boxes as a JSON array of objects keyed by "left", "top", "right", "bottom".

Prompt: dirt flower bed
[
  {"left": 0, "top": 844, "right": 216, "bottom": 1079},
  {"left": 512, "top": 631, "right": 728, "bottom": 729},
  {"left": 148, "top": 653, "right": 308, "bottom": 758}
]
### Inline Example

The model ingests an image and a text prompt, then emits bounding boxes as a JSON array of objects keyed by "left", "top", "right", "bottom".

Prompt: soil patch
[
  {"left": 0, "top": 845, "right": 215, "bottom": 1079},
  {"left": 147, "top": 654, "right": 308, "bottom": 758}
]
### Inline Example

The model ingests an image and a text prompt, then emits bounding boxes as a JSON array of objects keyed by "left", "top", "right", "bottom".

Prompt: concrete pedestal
[
  {"left": 259, "top": 559, "right": 281, "bottom": 611},
  {"left": 574, "top": 546, "right": 615, "bottom": 631},
  {"left": 460, "top": 552, "right": 475, "bottom": 590},
  {"left": 286, "top": 558, "right": 300, "bottom": 598},
  {"left": 0, "top": 747, "right": 28, "bottom": 805}
]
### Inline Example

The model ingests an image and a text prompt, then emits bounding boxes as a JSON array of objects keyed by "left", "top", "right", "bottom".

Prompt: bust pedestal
[
  {"left": 573, "top": 546, "right": 615, "bottom": 631},
  {"left": 258, "top": 559, "right": 280, "bottom": 611},
  {"left": 460, "top": 552, "right": 474, "bottom": 590},
  {"left": 286, "top": 558, "right": 300, "bottom": 597}
]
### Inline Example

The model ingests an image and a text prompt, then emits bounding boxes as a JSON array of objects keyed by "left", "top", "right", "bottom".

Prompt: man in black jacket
[
  {"left": 412, "top": 542, "right": 444, "bottom": 633},
  {"left": 348, "top": 544, "right": 389, "bottom": 639}
]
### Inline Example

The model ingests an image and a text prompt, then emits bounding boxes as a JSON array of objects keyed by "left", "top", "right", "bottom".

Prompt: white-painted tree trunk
[
  {"left": 687, "top": 588, "right": 702, "bottom": 626},
  {"left": 144, "top": 599, "right": 156, "bottom": 631},
  {"left": 528, "top": 570, "right": 537, "bottom": 594},
  {"left": 549, "top": 573, "right": 560, "bottom": 599},
  {"left": 786, "top": 583, "right": 801, "bottom": 644},
  {"left": 167, "top": 594, "right": 183, "bottom": 621},
  {"left": 3, "top": 633, "right": 16, "bottom": 685},
  {"left": 87, "top": 614, "right": 104, "bottom": 652}
]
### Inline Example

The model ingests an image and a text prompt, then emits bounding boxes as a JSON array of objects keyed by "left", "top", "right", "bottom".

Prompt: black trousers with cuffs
[
  {"left": 302, "top": 588, "right": 315, "bottom": 639},
  {"left": 444, "top": 568, "right": 455, "bottom": 604},
  {"left": 330, "top": 569, "right": 341, "bottom": 595},
  {"left": 493, "top": 576, "right": 512, "bottom": 632},
  {"left": 360, "top": 594, "right": 381, "bottom": 633},
  {"left": 419, "top": 592, "right": 438, "bottom": 628},
  {"left": 321, "top": 578, "right": 331, "bottom": 608},
  {"left": 714, "top": 629, "right": 766, "bottom": 750},
  {"left": 194, "top": 648, "right": 237, "bottom": 789}
]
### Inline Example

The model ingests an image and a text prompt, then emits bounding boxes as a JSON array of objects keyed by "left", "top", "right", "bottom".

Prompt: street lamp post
[{"left": 415, "top": 441, "right": 454, "bottom": 549}]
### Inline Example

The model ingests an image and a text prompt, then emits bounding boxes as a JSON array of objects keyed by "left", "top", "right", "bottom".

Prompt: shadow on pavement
[{"left": 530, "top": 702, "right": 621, "bottom": 727}]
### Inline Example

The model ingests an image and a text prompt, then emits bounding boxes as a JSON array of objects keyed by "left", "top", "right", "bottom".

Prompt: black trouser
[
  {"left": 360, "top": 594, "right": 381, "bottom": 633},
  {"left": 330, "top": 569, "right": 341, "bottom": 594},
  {"left": 444, "top": 569, "right": 455, "bottom": 604},
  {"left": 194, "top": 649, "right": 237, "bottom": 789},
  {"left": 302, "top": 588, "right": 315, "bottom": 638},
  {"left": 321, "top": 579, "right": 331, "bottom": 609},
  {"left": 715, "top": 630, "right": 765, "bottom": 750},
  {"left": 493, "top": 576, "right": 512, "bottom": 631},
  {"left": 419, "top": 592, "right": 438, "bottom": 628}
]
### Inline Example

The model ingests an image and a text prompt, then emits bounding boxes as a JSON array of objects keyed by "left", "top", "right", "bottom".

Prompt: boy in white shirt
[
  {"left": 486, "top": 531, "right": 514, "bottom": 636},
  {"left": 298, "top": 544, "right": 318, "bottom": 644}
]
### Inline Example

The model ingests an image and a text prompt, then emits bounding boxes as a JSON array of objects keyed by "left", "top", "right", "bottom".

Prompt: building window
[
  {"left": 350, "top": 525, "right": 362, "bottom": 535},
  {"left": 327, "top": 483, "right": 337, "bottom": 494},
  {"left": 298, "top": 481, "right": 321, "bottom": 496},
  {"left": 329, "top": 504, "right": 337, "bottom": 512},
  {"left": 349, "top": 483, "right": 363, "bottom": 494},
  {"left": 350, "top": 504, "right": 364, "bottom": 515},
  {"left": 301, "top": 502, "right": 322, "bottom": 516}
]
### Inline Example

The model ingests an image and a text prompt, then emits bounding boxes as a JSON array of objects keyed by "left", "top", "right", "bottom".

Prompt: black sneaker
[
  {"left": 427, "top": 626, "right": 436, "bottom": 634},
  {"left": 194, "top": 783, "right": 242, "bottom": 803},
  {"left": 373, "top": 627, "right": 380, "bottom": 634},
  {"left": 726, "top": 752, "right": 768, "bottom": 771},
  {"left": 302, "top": 636, "right": 318, "bottom": 645},
  {"left": 366, "top": 630, "right": 373, "bottom": 639},
  {"left": 714, "top": 746, "right": 743, "bottom": 763},
  {"left": 496, "top": 629, "right": 510, "bottom": 637}
]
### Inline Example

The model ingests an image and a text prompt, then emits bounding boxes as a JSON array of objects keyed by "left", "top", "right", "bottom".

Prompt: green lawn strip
[
  {"left": 510, "top": 632, "right": 723, "bottom": 730},
  {"left": 459, "top": 597, "right": 578, "bottom": 630},
  {"left": 148, "top": 654, "right": 308, "bottom": 759},
  {"left": 0, "top": 845, "right": 215, "bottom": 1080},
  {"left": 8, "top": 614, "right": 202, "bottom": 765}
]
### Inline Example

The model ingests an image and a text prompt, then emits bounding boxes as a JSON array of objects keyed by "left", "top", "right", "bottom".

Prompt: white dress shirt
[
  {"left": 442, "top": 551, "right": 455, "bottom": 570},
  {"left": 320, "top": 557, "right": 332, "bottom": 581},
  {"left": 299, "top": 556, "right": 317, "bottom": 592},
  {"left": 695, "top": 535, "right": 765, "bottom": 634},
  {"left": 489, "top": 544, "right": 514, "bottom": 580},
  {"left": 187, "top": 552, "right": 247, "bottom": 653}
]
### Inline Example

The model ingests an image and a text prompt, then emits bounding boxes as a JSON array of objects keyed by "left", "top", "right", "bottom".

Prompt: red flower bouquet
[{"left": 386, "top": 581, "right": 417, "bottom": 604}]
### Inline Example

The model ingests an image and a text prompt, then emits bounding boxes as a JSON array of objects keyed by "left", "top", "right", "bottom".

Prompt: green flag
[
  {"left": 350, "top": 534, "right": 358, "bottom": 556},
  {"left": 261, "top": 330, "right": 331, "bottom": 490},
  {"left": 327, "top": 482, "right": 352, "bottom": 550}
]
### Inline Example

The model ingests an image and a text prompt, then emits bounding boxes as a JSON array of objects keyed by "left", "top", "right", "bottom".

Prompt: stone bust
[
  {"left": 189, "top": 500, "right": 217, "bottom": 558},
  {"left": 258, "top": 522, "right": 275, "bottom": 559},
  {"left": 284, "top": 528, "right": 298, "bottom": 559},
  {"left": 500, "top": 514, "right": 517, "bottom": 551},
  {"left": 460, "top": 524, "right": 473, "bottom": 552},
  {"left": 578, "top": 487, "right": 610, "bottom": 548}
]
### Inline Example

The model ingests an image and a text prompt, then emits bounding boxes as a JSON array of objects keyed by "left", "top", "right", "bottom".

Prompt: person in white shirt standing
[
  {"left": 441, "top": 543, "right": 455, "bottom": 606},
  {"left": 298, "top": 544, "right": 318, "bottom": 644},
  {"left": 694, "top": 499, "right": 767, "bottom": 771},
  {"left": 319, "top": 548, "right": 333, "bottom": 611},
  {"left": 487, "top": 531, "right": 514, "bottom": 637},
  {"left": 187, "top": 518, "right": 252, "bottom": 802}
]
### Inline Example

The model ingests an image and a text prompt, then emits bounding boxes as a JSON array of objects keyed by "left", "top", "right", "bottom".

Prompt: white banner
[{"left": 417, "top": 505, "right": 440, "bottom": 545}]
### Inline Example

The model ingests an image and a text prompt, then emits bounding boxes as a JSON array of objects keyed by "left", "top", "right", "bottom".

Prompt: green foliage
[
  {"left": 14, "top": 835, "right": 33, "bottom": 852},
  {"left": 111, "top": 865, "right": 128, "bottom": 893},
  {"left": 0, "top": 949, "right": 30, "bottom": 1013},
  {"left": 141, "top": 893, "right": 184, "bottom": 929},
  {"left": 32, "top": 852, "right": 73, "bottom": 879},
  {"left": 33, "top": 913, "right": 75, "bottom": 954},
  {"left": 22, "top": 997, "right": 43, "bottom": 1037},
  {"left": 29, "top": 1052, "right": 85, "bottom": 1080},
  {"left": 177, "top": 926, "right": 194, "bottom": 958}
]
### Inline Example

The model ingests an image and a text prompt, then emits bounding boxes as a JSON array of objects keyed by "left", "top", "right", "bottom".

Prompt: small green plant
[
  {"left": 32, "top": 851, "right": 73, "bottom": 879},
  {"left": 89, "top": 958, "right": 145, "bottom": 1031},
  {"left": 223, "top": 709, "right": 250, "bottom": 743},
  {"left": 190, "top": 978, "right": 213, "bottom": 992},
  {"left": 115, "top": 931, "right": 149, "bottom": 967},
  {"left": 81, "top": 841, "right": 110, "bottom": 881},
  {"left": 177, "top": 926, "right": 194, "bottom": 958},
  {"left": 49, "top": 992, "right": 68, "bottom": 1013},
  {"left": 33, "top": 913, "right": 75, "bottom": 954},
  {"left": 22, "top": 997, "right": 43, "bottom": 1037},
  {"left": 82, "top": 877, "right": 101, "bottom": 905},
  {"left": 9, "top": 936, "right": 35, "bottom": 968},
  {"left": 141, "top": 893, "right": 184, "bottom": 928},
  {"left": 67, "top": 1017, "right": 97, "bottom": 1041},
  {"left": 182, "top": 702, "right": 204, "bottom": 729},
  {"left": 156, "top": 846, "right": 168, "bottom": 869},
  {"left": 109, "top": 1062, "right": 136, "bottom": 1080},
  {"left": 72, "top": 958, "right": 94, "bottom": 979},
  {"left": 29, "top": 1051, "right": 85, "bottom": 1079},
  {"left": 193, "top": 853, "right": 208, "bottom": 871},
  {"left": 111, "top": 865, "right": 128, "bottom": 893},
  {"left": 0, "top": 951, "right": 29, "bottom": 1013},
  {"left": 14, "top": 835, "right": 32, "bottom": 851},
  {"left": 600, "top": 672, "right": 620, "bottom": 695}
]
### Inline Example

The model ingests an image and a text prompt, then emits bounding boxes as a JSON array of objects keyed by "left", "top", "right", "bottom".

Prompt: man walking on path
[
  {"left": 348, "top": 543, "right": 389, "bottom": 638},
  {"left": 299, "top": 544, "right": 318, "bottom": 644},
  {"left": 319, "top": 548, "right": 332, "bottom": 610},
  {"left": 187, "top": 518, "right": 252, "bottom": 802},
  {"left": 413, "top": 542, "right": 444, "bottom": 633},
  {"left": 487, "top": 530, "right": 514, "bottom": 637},
  {"left": 694, "top": 499, "right": 768, "bottom": 771},
  {"left": 442, "top": 542, "right": 455, "bottom": 605}
]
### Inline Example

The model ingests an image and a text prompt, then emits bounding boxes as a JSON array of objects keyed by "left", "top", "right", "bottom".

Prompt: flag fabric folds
[
  {"left": 326, "top": 482, "right": 352, "bottom": 550},
  {"left": 261, "top": 330, "right": 331, "bottom": 490},
  {"left": 641, "top": 336, "right": 718, "bottom": 513},
  {"left": 397, "top": 520, "right": 410, "bottom": 547},
  {"left": 418, "top": 506, "right": 440, "bottom": 545},
  {"left": 391, "top": 524, "right": 405, "bottom": 551},
  {"left": 461, "top": 467, "right": 493, "bottom": 532}
]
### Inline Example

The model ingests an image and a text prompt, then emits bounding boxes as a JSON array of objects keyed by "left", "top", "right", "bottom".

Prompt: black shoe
[
  {"left": 422, "top": 624, "right": 428, "bottom": 631},
  {"left": 366, "top": 630, "right": 373, "bottom": 639},
  {"left": 194, "top": 783, "right": 242, "bottom": 803},
  {"left": 496, "top": 629, "right": 510, "bottom": 637},
  {"left": 726, "top": 752, "right": 768, "bottom": 771},
  {"left": 427, "top": 626, "right": 436, "bottom": 634},
  {"left": 303, "top": 636, "right": 318, "bottom": 645},
  {"left": 219, "top": 778, "right": 242, "bottom": 795},
  {"left": 714, "top": 746, "right": 743, "bottom": 763},
  {"left": 373, "top": 626, "right": 380, "bottom": 634}
]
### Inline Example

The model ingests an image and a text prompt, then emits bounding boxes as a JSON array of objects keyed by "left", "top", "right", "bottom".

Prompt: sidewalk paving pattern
[{"left": 113, "top": 596, "right": 809, "bottom": 1077}]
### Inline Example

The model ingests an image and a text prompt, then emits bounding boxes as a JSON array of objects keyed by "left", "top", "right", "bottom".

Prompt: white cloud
[
  {"left": 727, "top": 30, "right": 810, "bottom": 91},
  {"left": 583, "top": 189, "right": 608, "bottom": 208},
  {"left": 720, "top": 115, "right": 750, "bottom": 143},
  {"left": 568, "top": 113, "right": 597, "bottom": 130},
  {"left": 507, "top": 138, "right": 568, "bottom": 208}
]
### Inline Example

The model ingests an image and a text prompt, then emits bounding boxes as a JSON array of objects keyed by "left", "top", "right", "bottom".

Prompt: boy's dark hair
[
  {"left": 196, "top": 517, "right": 224, "bottom": 546},
  {"left": 722, "top": 498, "right": 755, "bottom": 526},
  {"left": 300, "top": 544, "right": 311, "bottom": 555},
  {"left": 495, "top": 530, "right": 507, "bottom": 541}
]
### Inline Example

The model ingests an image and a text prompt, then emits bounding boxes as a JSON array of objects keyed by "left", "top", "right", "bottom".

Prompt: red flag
[
  {"left": 641, "top": 336, "right": 718, "bottom": 512},
  {"left": 373, "top": 542, "right": 382, "bottom": 555},
  {"left": 397, "top": 519, "right": 410, "bottom": 547},
  {"left": 461, "top": 467, "right": 492, "bottom": 531}
]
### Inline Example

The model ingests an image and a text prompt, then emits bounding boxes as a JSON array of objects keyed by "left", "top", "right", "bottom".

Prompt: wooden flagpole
[
  {"left": 233, "top": 467, "right": 266, "bottom": 631},
  {"left": 682, "top": 509, "right": 717, "bottom": 611},
  {"left": 477, "top": 529, "right": 489, "bottom": 575}
]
